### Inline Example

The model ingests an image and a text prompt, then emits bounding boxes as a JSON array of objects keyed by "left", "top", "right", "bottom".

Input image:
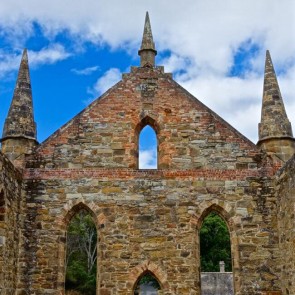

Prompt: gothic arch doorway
[
  {"left": 197, "top": 204, "right": 238, "bottom": 294},
  {"left": 133, "top": 271, "right": 161, "bottom": 295},
  {"left": 65, "top": 204, "right": 98, "bottom": 294},
  {"left": 128, "top": 261, "right": 168, "bottom": 295}
]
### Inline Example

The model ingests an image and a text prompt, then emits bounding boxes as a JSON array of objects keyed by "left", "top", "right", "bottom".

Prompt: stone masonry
[
  {"left": 0, "top": 152, "right": 23, "bottom": 293},
  {"left": 0, "top": 12, "right": 294, "bottom": 295},
  {"left": 201, "top": 272, "right": 233, "bottom": 295}
]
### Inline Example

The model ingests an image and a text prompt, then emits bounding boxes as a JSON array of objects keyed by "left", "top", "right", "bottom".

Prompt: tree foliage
[
  {"left": 65, "top": 210, "right": 97, "bottom": 295},
  {"left": 200, "top": 212, "right": 232, "bottom": 272},
  {"left": 139, "top": 273, "right": 160, "bottom": 289}
]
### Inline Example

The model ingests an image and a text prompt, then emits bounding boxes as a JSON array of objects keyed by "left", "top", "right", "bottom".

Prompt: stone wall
[
  {"left": 0, "top": 65, "right": 287, "bottom": 294},
  {"left": 0, "top": 151, "right": 23, "bottom": 294},
  {"left": 17, "top": 66, "right": 284, "bottom": 295},
  {"left": 201, "top": 272, "right": 233, "bottom": 295},
  {"left": 276, "top": 155, "right": 295, "bottom": 294},
  {"left": 19, "top": 167, "right": 282, "bottom": 294},
  {"left": 26, "top": 67, "right": 260, "bottom": 171}
]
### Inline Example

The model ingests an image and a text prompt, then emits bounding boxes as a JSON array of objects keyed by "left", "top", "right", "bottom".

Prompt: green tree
[
  {"left": 200, "top": 212, "right": 232, "bottom": 272},
  {"left": 65, "top": 210, "right": 97, "bottom": 295}
]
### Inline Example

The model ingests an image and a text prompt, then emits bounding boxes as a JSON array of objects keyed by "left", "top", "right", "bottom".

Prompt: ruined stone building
[{"left": 0, "top": 12, "right": 294, "bottom": 295}]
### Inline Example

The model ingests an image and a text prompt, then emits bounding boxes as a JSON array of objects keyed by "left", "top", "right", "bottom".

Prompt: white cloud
[
  {"left": 0, "top": 44, "right": 71, "bottom": 78},
  {"left": 139, "top": 149, "right": 157, "bottom": 169},
  {"left": 174, "top": 66, "right": 295, "bottom": 143},
  {"left": 83, "top": 68, "right": 122, "bottom": 105},
  {"left": 0, "top": 0, "right": 294, "bottom": 142},
  {"left": 71, "top": 66, "right": 99, "bottom": 75},
  {"left": 0, "top": 1, "right": 293, "bottom": 60},
  {"left": 28, "top": 44, "right": 71, "bottom": 66},
  {"left": 89, "top": 68, "right": 122, "bottom": 97},
  {"left": 0, "top": 50, "right": 20, "bottom": 78}
]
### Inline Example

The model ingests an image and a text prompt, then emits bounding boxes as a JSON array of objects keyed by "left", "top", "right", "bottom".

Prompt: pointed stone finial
[
  {"left": 258, "top": 50, "right": 295, "bottom": 161},
  {"left": 259, "top": 50, "right": 293, "bottom": 140},
  {"left": 2, "top": 49, "right": 36, "bottom": 141},
  {"left": 138, "top": 12, "right": 157, "bottom": 67},
  {"left": 1, "top": 49, "right": 37, "bottom": 164}
]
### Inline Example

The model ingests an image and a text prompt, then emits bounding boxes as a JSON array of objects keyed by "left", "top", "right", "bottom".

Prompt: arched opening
[
  {"left": 200, "top": 211, "right": 232, "bottom": 271},
  {"left": 134, "top": 271, "right": 161, "bottom": 295},
  {"left": 135, "top": 116, "right": 159, "bottom": 170},
  {"left": 199, "top": 211, "right": 234, "bottom": 295},
  {"left": 65, "top": 208, "right": 97, "bottom": 295},
  {"left": 138, "top": 125, "right": 158, "bottom": 169}
]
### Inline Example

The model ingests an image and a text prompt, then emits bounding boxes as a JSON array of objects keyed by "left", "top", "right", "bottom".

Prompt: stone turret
[
  {"left": 138, "top": 12, "right": 157, "bottom": 67},
  {"left": 257, "top": 50, "right": 295, "bottom": 162},
  {"left": 1, "top": 49, "right": 37, "bottom": 166}
]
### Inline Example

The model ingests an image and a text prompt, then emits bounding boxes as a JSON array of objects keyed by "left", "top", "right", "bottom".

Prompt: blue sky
[{"left": 0, "top": 1, "right": 294, "bottom": 168}]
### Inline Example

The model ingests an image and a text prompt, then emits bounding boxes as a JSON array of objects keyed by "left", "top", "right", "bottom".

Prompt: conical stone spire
[
  {"left": 258, "top": 50, "right": 295, "bottom": 162},
  {"left": 1, "top": 49, "right": 37, "bottom": 165},
  {"left": 138, "top": 12, "right": 157, "bottom": 67},
  {"left": 2, "top": 49, "right": 37, "bottom": 141},
  {"left": 258, "top": 50, "right": 293, "bottom": 141}
]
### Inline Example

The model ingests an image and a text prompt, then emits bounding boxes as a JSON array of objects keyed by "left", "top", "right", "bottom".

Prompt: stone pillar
[{"left": 219, "top": 261, "right": 225, "bottom": 273}]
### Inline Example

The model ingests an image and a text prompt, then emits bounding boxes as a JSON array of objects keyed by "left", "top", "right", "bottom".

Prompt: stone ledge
[{"left": 23, "top": 167, "right": 277, "bottom": 180}]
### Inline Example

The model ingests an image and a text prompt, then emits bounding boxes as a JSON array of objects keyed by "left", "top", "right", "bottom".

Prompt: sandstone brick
[{"left": 1, "top": 17, "right": 294, "bottom": 295}]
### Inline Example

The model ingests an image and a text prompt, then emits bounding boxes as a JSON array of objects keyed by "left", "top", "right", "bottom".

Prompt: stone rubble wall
[
  {"left": 20, "top": 167, "right": 281, "bottom": 295},
  {"left": 201, "top": 272, "right": 233, "bottom": 295},
  {"left": 276, "top": 156, "right": 295, "bottom": 294},
  {"left": 26, "top": 67, "right": 260, "bottom": 171},
  {"left": 20, "top": 66, "right": 283, "bottom": 294},
  {"left": 0, "top": 151, "right": 23, "bottom": 294},
  {"left": 0, "top": 66, "right": 285, "bottom": 294}
]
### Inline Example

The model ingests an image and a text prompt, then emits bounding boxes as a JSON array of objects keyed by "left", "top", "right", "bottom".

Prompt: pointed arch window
[
  {"left": 200, "top": 211, "right": 232, "bottom": 271},
  {"left": 134, "top": 271, "right": 161, "bottom": 295},
  {"left": 65, "top": 208, "right": 97, "bottom": 294},
  {"left": 138, "top": 124, "right": 158, "bottom": 169},
  {"left": 199, "top": 211, "right": 234, "bottom": 294}
]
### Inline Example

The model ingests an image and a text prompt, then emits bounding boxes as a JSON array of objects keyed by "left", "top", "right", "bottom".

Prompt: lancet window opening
[
  {"left": 136, "top": 116, "right": 159, "bottom": 170},
  {"left": 199, "top": 208, "right": 234, "bottom": 294},
  {"left": 65, "top": 206, "right": 98, "bottom": 295},
  {"left": 133, "top": 271, "right": 162, "bottom": 295}
]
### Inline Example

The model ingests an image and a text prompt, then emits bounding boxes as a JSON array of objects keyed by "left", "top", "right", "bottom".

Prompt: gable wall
[
  {"left": 28, "top": 67, "right": 259, "bottom": 171},
  {"left": 18, "top": 67, "right": 286, "bottom": 295}
]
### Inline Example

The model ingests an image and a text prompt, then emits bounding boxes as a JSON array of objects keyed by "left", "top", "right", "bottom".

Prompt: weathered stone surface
[
  {"left": 258, "top": 51, "right": 295, "bottom": 161},
  {"left": 0, "top": 13, "right": 293, "bottom": 295},
  {"left": 0, "top": 152, "right": 23, "bottom": 293},
  {"left": 276, "top": 155, "right": 295, "bottom": 295},
  {"left": 201, "top": 272, "right": 233, "bottom": 295},
  {"left": 1, "top": 49, "right": 37, "bottom": 165},
  {"left": 259, "top": 51, "right": 293, "bottom": 140}
]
